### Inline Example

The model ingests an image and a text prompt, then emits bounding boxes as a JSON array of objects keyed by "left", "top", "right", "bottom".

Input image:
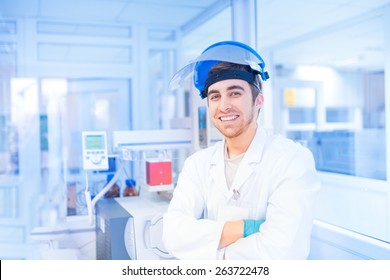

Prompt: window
[{"left": 270, "top": 12, "right": 389, "bottom": 243}]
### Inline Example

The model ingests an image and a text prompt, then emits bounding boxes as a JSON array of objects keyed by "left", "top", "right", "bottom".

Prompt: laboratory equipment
[
  {"left": 82, "top": 129, "right": 191, "bottom": 225},
  {"left": 120, "top": 193, "right": 173, "bottom": 260},
  {"left": 113, "top": 129, "right": 192, "bottom": 193},
  {"left": 82, "top": 131, "right": 109, "bottom": 171},
  {"left": 104, "top": 174, "right": 120, "bottom": 198},
  {"left": 84, "top": 160, "right": 125, "bottom": 225},
  {"left": 95, "top": 198, "right": 132, "bottom": 259},
  {"left": 146, "top": 159, "right": 172, "bottom": 186},
  {"left": 198, "top": 106, "right": 207, "bottom": 148},
  {"left": 123, "top": 179, "right": 138, "bottom": 197},
  {"left": 82, "top": 130, "right": 126, "bottom": 225},
  {"left": 113, "top": 129, "right": 192, "bottom": 153},
  {"left": 114, "top": 129, "right": 193, "bottom": 192},
  {"left": 95, "top": 192, "right": 173, "bottom": 260},
  {"left": 83, "top": 129, "right": 192, "bottom": 259}
]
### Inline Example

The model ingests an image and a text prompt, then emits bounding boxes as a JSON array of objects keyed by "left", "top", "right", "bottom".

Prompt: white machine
[
  {"left": 118, "top": 193, "right": 173, "bottom": 259},
  {"left": 94, "top": 192, "right": 173, "bottom": 260}
]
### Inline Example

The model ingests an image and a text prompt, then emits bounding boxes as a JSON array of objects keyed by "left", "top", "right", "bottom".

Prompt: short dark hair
[{"left": 207, "top": 61, "right": 262, "bottom": 103}]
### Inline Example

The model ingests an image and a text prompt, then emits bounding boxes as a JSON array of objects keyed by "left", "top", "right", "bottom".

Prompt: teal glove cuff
[{"left": 243, "top": 219, "right": 265, "bottom": 238}]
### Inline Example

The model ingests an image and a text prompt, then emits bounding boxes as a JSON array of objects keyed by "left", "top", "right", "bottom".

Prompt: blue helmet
[{"left": 169, "top": 41, "right": 269, "bottom": 99}]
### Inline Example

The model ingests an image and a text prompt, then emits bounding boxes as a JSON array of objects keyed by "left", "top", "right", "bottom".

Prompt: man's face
[{"left": 207, "top": 79, "right": 263, "bottom": 139}]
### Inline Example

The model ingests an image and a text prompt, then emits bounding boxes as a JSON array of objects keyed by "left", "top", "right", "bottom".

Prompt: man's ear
[{"left": 255, "top": 94, "right": 264, "bottom": 107}]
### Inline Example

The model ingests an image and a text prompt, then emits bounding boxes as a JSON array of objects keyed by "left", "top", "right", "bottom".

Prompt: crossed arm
[{"left": 219, "top": 219, "right": 265, "bottom": 248}]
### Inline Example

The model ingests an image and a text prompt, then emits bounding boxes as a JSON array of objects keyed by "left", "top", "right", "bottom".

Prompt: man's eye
[
  {"left": 209, "top": 94, "right": 220, "bottom": 100},
  {"left": 231, "top": 91, "right": 241, "bottom": 96}
]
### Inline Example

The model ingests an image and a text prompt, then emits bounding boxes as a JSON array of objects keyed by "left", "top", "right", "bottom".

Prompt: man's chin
[{"left": 216, "top": 127, "right": 240, "bottom": 139}]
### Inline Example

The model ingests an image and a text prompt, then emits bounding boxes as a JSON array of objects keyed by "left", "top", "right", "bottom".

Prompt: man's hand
[{"left": 218, "top": 220, "right": 244, "bottom": 248}]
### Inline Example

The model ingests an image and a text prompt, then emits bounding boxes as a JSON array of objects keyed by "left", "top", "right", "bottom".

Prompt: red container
[{"left": 146, "top": 160, "right": 172, "bottom": 185}]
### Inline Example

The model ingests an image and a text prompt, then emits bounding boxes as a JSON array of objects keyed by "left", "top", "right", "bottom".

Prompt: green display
[{"left": 85, "top": 135, "right": 105, "bottom": 150}]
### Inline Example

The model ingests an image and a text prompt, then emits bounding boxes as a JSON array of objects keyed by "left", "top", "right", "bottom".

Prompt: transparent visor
[{"left": 169, "top": 44, "right": 267, "bottom": 91}]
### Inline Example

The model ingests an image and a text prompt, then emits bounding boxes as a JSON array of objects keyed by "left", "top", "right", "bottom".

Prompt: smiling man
[{"left": 163, "top": 41, "right": 320, "bottom": 260}]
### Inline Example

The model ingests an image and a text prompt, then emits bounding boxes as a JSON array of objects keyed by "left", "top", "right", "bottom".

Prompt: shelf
[{"left": 139, "top": 181, "right": 174, "bottom": 192}]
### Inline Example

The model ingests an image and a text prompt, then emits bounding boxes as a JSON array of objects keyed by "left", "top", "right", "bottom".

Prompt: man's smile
[{"left": 219, "top": 115, "right": 239, "bottom": 121}]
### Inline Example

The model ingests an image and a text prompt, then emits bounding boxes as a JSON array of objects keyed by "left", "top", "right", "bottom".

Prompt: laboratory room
[{"left": 0, "top": 0, "right": 390, "bottom": 261}]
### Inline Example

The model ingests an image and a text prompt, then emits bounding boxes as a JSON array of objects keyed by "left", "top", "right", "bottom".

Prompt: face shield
[{"left": 169, "top": 41, "right": 270, "bottom": 99}]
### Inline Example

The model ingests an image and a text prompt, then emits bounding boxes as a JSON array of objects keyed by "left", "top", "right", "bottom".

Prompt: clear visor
[{"left": 169, "top": 43, "right": 266, "bottom": 91}]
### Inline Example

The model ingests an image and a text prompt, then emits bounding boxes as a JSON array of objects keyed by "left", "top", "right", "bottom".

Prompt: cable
[
  {"left": 84, "top": 160, "right": 126, "bottom": 225},
  {"left": 84, "top": 172, "right": 93, "bottom": 225}
]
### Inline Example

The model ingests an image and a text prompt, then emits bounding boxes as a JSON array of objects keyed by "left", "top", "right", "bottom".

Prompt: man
[{"left": 162, "top": 41, "right": 320, "bottom": 259}]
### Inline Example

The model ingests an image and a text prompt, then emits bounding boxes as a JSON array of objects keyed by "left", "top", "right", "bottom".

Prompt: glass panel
[
  {"left": 288, "top": 108, "right": 316, "bottom": 124},
  {"left": 280, "top": 68, "right": 386, "bottom": 181},
  {"left": 363, "top": 72, "right": 385, "bottom": 129},
  {"left": 326, "top": 107, "right": 355, "bottom": 123},
  {"left": 0, "top": 115, "right": 18, "bottom": 175},
  {"left": 39, "top": 79, "right": 68, "bottom": 224},
  {"left": 311, "top": 131, "right": 356, "bottom": 175},
  {"left": 147, "top": 49, "right": 176, "bottom": 129},
  {"left": 0, "top": 42, "right": 17, "bottom": 176},
  {"left": 272, "top": 14, "right": 388, "bottom": 243},
  {"left": 0, "top": 20, "right": 17, "bottom": 35}
]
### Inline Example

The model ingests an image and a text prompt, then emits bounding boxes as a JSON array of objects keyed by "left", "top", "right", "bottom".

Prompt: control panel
[{"left": 82, "top": 131, "right": 109, "bottom": 170}]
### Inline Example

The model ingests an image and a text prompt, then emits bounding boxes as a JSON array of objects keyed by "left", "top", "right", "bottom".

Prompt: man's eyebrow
[
  {"left": 208, "top": 89, "right": 220, "bottom": 95},
  {"left": 227, "top": 85, "right": 245, "bottom": 91},
  {"left": 208, "top": 84, "right": 246, "bottom": 96}
]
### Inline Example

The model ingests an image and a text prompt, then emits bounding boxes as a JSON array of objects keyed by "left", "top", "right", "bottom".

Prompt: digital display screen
[{"left": 85, "top": 135, "right": 105, "bottom": 150}]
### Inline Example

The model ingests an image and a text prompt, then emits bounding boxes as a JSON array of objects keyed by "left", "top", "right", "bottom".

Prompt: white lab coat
[{"left": 162, "top": 127, "right": 320, "bottom": 259}]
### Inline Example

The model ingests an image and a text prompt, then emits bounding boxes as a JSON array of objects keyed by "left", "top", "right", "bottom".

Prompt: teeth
[{"left": 220, "top": 115, "right": 238, "bottom": 121}]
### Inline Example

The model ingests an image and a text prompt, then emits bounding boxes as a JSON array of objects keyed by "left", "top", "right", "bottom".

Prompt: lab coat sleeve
[
  {"left": 162, "top": 155, "right": 225, "bottom": 260},
  {"left": 224, "top": 146, "right": 320, "bottom": 259}
]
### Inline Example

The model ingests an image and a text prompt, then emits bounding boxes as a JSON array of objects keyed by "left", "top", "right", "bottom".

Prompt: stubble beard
[{"left": 213, "top": 106, "right": 257, "bottom": 140}]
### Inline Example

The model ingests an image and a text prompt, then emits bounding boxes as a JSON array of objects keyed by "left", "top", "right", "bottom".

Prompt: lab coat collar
[
  {"left": 240, "top": 126, "right": 267, "bottom": 164},
  {"left": 209, "top": 127, "right": 268, "bottom": 198}
]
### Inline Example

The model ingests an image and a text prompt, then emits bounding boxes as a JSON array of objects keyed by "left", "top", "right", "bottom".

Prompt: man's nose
[{"left": 219, "top": 96, "right": 231, "bottom": 111}]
